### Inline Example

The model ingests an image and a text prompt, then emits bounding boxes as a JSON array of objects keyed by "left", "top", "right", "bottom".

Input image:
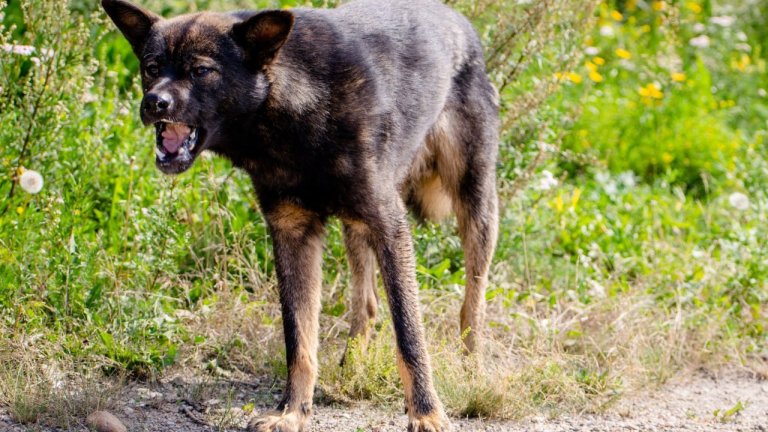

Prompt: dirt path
[{"left": 2, "top": 371, "right": 766, "bottom": 431}]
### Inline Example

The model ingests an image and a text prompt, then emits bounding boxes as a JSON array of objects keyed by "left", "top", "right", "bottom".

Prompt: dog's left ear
[{"left": 232, "top": 10, "right": 295, "bottom": 67}]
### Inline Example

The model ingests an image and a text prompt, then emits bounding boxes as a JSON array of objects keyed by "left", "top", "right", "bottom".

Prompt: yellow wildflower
[
  {"left": 686, "top": 2, "right": 702, "bottom": 13},
  {"left": 593, "top": 56, "right": 606, "bottom": 65},
  {"left": 627, "top": 0, "right": 638, "bottom": 11},
  {"left": 637, "top": 83, "right": 664, "bottom": 101},
  {"left": 589, "top": 70, "right": 604, "bottom": 83},
  {"left": 571, "top": 188, "right": 582, "bottom": 209},
  {"left": 16, "top": 206, "right": 24, "bottom": 215},
  {"left": 567, "top": 72, "right": 583, "bottom": 84},
  {"left": 671, "top": 72, "right": 686, "bottom": 82},
  {"left": 652, "top": 1, "right": 665, "bottom": 11},
  {"left": 585, "top": 61, "right": 598, "bottom": 72},
  {"left": 662, "top": 153, "right": 674, "bottom": 164},
  {"left": 733, "top": 54, "right": 751, "bottom": 72},
  {"left": 553, "top": 194, "right": 564, "bottom": 213},
  {"left": 615, "top": 48, "right": 632, "bottom": 59},
  {"left": 611, "top": 10, "right": 624, "bottom": 21},
  {"left": 640, "top": 24, "right": 652, "bottom": 33}
]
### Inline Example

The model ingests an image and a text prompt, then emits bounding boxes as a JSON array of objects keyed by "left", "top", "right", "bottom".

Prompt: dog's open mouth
[{"left": 154, "top": 121, "right": 205, "bottom": 173}]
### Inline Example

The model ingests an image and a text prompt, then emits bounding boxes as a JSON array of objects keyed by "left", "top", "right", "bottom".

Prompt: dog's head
[{"left": 102, "top": 0, "right": 294, "bottom": 174}]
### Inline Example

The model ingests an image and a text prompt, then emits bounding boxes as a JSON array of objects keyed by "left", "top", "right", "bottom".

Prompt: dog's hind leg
[
  {"left": 433, "top": 83, "right": 500, "bottom": 354},
  {"left": 249, "top": 202, "right": 325, "bottom": 432},
  {"left": 454, "top": 170, "right": 498, "bottom": 354},
  {"left": 341, "top": 221, "right": 379, "bottom": 362}
]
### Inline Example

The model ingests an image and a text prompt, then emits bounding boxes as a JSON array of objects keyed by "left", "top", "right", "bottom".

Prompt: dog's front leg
[
  {"left": 249, "top": 203, "right": 325, "bottom": 432},
  {"left": 367, "top": 199, "right": 451, "bottom": 432}
]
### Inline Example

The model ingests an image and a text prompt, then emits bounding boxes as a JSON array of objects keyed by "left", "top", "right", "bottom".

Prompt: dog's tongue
[{"left": 161, "top": 123, "right": 191, "bottom": 153}]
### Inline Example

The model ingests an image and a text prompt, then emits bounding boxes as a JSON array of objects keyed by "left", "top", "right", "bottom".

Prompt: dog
[{"left": 101, "top": 0, "right": 499, "bottom": 430}]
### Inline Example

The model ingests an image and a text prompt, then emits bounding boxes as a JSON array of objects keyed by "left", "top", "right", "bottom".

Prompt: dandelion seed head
[
  {"left": 728, "top": 192, "right": 750, "bottom": 211},
  {"left": 19, "top": 169, "right": 44, "bottom": 194}
]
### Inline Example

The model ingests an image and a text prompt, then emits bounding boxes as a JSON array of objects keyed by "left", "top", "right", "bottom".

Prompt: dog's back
[{"left": 270, "top": 0, "right": 498, "bottom": 220}]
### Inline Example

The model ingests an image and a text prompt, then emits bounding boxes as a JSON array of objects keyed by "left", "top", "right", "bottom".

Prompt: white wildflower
[
  {"left": 536, "top": 170, "right": 558, "bottom": 191},
  {"left": 19, "top": 169, "right": 44, "bottom": 194},
  {"left": 1, "top": 44, "right": 35, "bottom": 56},
  {"left": 692, "top": 23, "right": 706, "bottom": 33},
  {"left": 689, "top": 35, "right": 710, "bottom": 48},
  {"left": 737, "top": 31, "right": 748, "bottom": 42},
  {"left": 618, "top": 171, "right": 636, "bottom": 188},
  {"left": 728, "top": 192, "right": 750, "bottom": 211},
  {"left": 599, "top": 25, "right": 615, "bottom": 38},
  {"left": 585, "top": 46, "right": 600, "bottom": 56},
  {"left": 710, "top": 16, "right": 735, "bottom": 27},
  {"left": 758, "top": 88, "right": 767, "bottom": 98},
  {"left": 736, "top": 43, "right": 752, "bottom": 52}
]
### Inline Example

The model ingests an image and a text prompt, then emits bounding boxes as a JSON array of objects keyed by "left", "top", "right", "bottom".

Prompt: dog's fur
[{"left": 102, "top": 0, "right": 499, "bottom": 430}]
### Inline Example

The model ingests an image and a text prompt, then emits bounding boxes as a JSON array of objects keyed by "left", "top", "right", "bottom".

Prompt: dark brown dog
[{"left": 102, "top": 0, "right": 499, "bottom": 430}]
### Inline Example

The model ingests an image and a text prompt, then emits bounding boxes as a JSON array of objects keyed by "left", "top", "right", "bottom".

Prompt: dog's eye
[
  {"left": 192, "top": 66, "right": 211, "bottom": 78},
  {"left": 145, "top": 65, "right": 159, "bottom": 78}
]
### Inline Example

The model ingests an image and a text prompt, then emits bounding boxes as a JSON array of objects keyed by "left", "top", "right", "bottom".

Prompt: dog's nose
[{"left": 142, "top": 92, "right": 173, "bottom": 115}]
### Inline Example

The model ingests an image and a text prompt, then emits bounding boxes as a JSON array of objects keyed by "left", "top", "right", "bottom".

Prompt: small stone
[{"left": 86, "top": 411, "right": 127, "bottom": 432}]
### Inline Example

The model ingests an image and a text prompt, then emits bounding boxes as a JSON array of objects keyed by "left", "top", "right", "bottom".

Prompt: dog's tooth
[{"left": 155, "top": 146, "right": 166, "bottom": 160}]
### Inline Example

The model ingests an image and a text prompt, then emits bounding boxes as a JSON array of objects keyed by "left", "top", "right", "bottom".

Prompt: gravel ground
[{"left": 2, "top": 371, "right": 766, "bottom": 431}]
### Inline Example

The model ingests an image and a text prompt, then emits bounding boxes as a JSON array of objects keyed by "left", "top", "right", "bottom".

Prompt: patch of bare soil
[{"left": 2, "top": 370, "right": 766, "bottom": 431}]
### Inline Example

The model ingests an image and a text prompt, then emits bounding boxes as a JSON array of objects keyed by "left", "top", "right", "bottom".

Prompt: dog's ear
[
  {"left": 101, "top": 0, "right": 160, "bottom": 54},
  {"left": 232, "top": 10, "right": 294, "bottom": 67}
]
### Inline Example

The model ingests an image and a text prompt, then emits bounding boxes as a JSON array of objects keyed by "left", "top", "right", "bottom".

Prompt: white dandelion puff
[
  {"left": 728, "top": 192, "right": 750, "bottom": 211},
  {"left": 585, "top": 46, "right": 600, "bottom": 56},
  {"left": 689, "top": 35, "right": 711, "bottom": 48},
  {"left": 599, "top": 25, "right": 615, "bottom": 38},
  {"left": 20, "top": 169, "right": 44, "bottom": 194}
]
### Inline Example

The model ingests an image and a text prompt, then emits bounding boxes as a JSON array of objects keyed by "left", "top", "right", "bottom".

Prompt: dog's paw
[
  {"left": 247, "top": 410, "right": 306, "bottom": 432},
  {"left": 407, "top": 411, "right": 451, "bottom": 432}
]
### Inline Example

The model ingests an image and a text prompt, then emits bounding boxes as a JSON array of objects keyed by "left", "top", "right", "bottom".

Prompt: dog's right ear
[{"left": 101, "top": 0, "right": 160, "bottom": 54}]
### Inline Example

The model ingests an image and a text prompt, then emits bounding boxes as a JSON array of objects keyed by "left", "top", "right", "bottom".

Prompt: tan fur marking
[
  {"left": 267, "top": 202, "right": 317, "bottom": 233},
  {"left": 413, "top": 174, "right": 453, "bottom": 221},
  {"left": 429, "top": 110, "right": 465, "bottom": 189},
  {"left": 248, "top": 410, "right": 306, "bottom": 432},
  {"left": 342, "top": 220, "right": 378, "bottom": 355},
  {"left": 396, "top": 352, "right": 415, "bottom": 412},
  {"left": 267, "top": 62, "right": 324, "bottom": 114},
  {"left": 455, "top": 190, "right": 498, "bottom": 353},
  {"left": 288, "top": 346, "right": 317, "bottom": 404}
]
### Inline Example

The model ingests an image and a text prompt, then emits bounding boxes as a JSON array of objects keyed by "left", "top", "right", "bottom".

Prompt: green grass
[{"left": 1, "top": 0, "right": 767, "bottom": 427}]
